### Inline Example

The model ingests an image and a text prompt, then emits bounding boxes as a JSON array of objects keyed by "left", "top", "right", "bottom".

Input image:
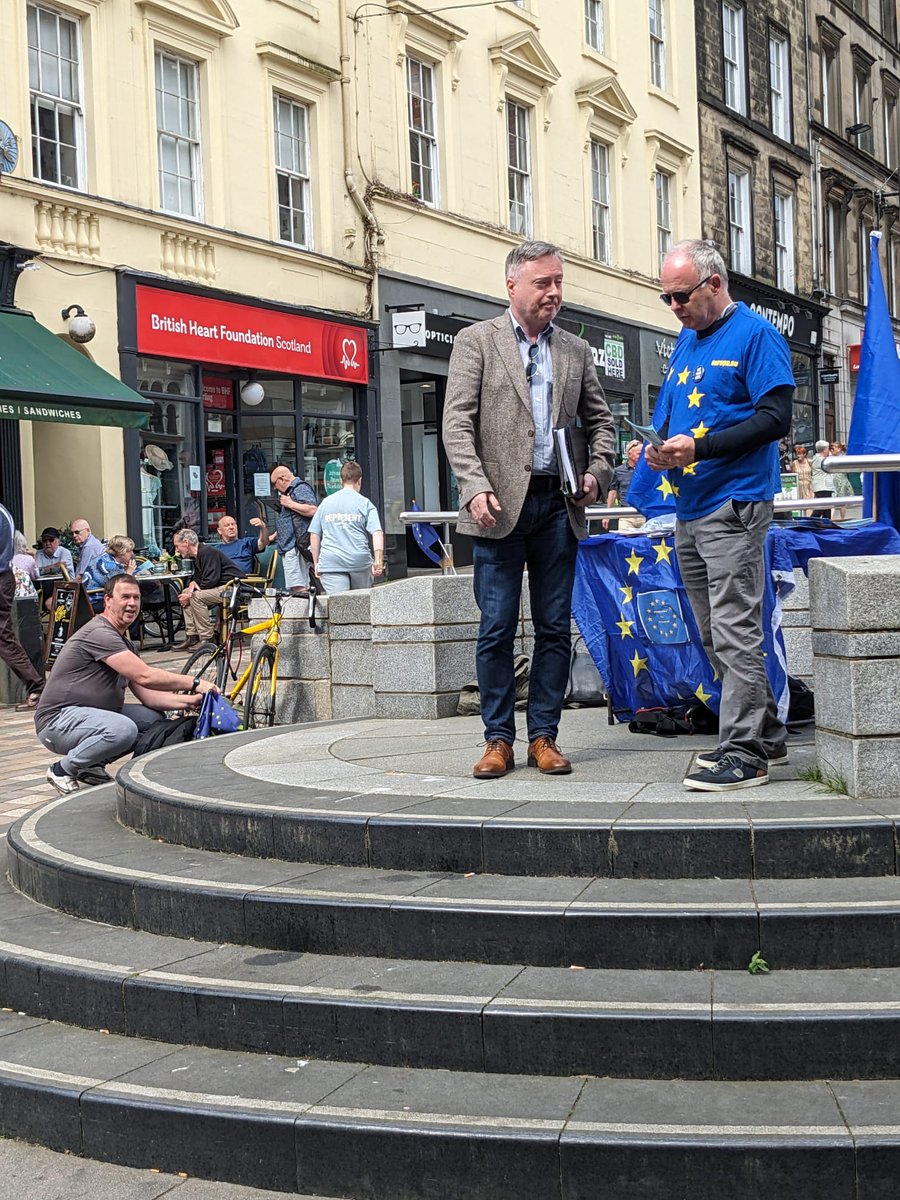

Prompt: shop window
[
  {"left": 28, "top": 3, "right": 84, "bottom": 189},
  {"left": 274, "top": 93, "right": 311, "bottom": 246},
  {"left": 303, "top": 383, "right": 356, "bottom": 499},
  {"left": 155, "top": 49, "right": 202, "bottom": 218},
  {"left": 138, "top": 357, "right": 202, "bottom": 552}
]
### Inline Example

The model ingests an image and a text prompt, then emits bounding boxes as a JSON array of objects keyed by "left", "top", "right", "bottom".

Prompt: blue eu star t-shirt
[{"left": 661, "top": 303, "right": 795, "bottom": 521}]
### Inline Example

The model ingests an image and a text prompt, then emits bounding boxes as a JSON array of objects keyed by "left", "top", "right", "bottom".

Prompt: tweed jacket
[{"left": 442, "top": 313, "right": 616, "bottom": 540}]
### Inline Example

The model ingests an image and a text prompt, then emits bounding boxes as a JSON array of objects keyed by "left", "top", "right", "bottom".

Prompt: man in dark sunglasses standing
[
  {"left": 645, "top": 239, "right": 794, "bottom": 791},
  {"left": 443, "top": 240, "right": 615, "bottom": 779}
]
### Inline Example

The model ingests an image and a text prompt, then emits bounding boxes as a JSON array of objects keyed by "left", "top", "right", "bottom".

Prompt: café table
[{"left": 136, "top": 570, "right": 193, "bottom": 652}]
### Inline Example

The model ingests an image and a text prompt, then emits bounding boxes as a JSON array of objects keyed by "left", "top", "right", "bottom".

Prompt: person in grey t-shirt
[
  {"left": 308, "top": 462, "right": 384, "bottom": 594},
  {"left": 35, "top": 573, "right": 219, "bottom": 794}
]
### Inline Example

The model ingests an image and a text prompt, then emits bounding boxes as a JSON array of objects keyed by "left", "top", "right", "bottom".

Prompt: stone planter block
[
  {"left": 331, "top": 640, "right": 372, "bottom": 687},
  {"left": 809, "top": 555, "right": 900, "bottom": 632},
  {"left": 815, "top": 730, "right": 900, "bottom": 800},
  {"left": 814, "top": 657, "right": 900, "bottom": 738}
]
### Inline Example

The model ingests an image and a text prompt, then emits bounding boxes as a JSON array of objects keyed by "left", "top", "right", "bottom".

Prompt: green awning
[{"left": 0, "top": 307, "right": 151, "bottom": 429}]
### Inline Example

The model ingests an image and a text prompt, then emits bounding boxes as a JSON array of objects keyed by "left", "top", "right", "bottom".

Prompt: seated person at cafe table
[
  {"left": 172, "top": 528, "right": 242, "bottom": 650},
  {"left": 82, "top": 535, "right": 144, "bottom": 609},
  {"left": 215, "top": 513, "right": 269, "bottom": 576},
  {"left": 34, "top": 573, "right": 218, "bottom": 794},
  {"left": 70, "top": 518, "right": 105, "bottom": 581},
  {"left": 34, "top": 527, "right": 74, "bottom": 577}
]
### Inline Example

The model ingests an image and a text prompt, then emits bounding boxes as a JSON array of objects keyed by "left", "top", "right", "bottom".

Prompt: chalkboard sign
[{"left": 44, "top": 582, "right": 95, "bottom": 670}]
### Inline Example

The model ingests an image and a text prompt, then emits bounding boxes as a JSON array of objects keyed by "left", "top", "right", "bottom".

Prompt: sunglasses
[
  {"left": 525, "top": 343, "right": 540, "bottom": 383},
  {"left": 659, "top": 276, "right": 712, "bottom": 307}
]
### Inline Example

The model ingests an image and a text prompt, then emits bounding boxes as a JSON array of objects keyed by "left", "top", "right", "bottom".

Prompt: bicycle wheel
[
  {"left": 243, "top": 644, "right": 277, "bottom": 729},
  {"left": 182, "top": 643, "right": 226, "bottom": 690}
]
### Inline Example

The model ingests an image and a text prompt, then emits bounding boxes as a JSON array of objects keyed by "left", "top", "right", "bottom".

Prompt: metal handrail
[
  {"left": 822, "top": 453, "right": 900, "bottom": 473},
  {"left": 399, "top": 495, "right": 863, "bottom": 573}
]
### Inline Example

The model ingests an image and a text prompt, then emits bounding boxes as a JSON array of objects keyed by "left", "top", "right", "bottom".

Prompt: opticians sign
[{"left": 136, "top": 286, "right": 369, "bottom": 384}]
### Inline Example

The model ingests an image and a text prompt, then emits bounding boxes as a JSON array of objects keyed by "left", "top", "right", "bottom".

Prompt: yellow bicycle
[{"left": 182, "top": 584, "right": 288, "bottom": 728}]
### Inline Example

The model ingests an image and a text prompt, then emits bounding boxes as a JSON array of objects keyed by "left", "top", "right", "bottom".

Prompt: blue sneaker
[
  {"left": 684, "top": 753, "right": 768, "bottom": 792},
  {"left": 695, "top": 746, "right": 788, "bottom": 770}
]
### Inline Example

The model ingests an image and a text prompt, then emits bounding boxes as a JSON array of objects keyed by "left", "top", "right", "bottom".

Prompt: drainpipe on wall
[{"left": 339, "top": 0, "right": 383, "bottom": 316}]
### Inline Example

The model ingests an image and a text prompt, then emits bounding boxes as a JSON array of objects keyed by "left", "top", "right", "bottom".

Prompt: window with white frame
[
  {"left": 27, "top": 3, "right": 84, "bottom": 188},
  {"left": 590, "top": 140, "right": 611, "bottom": 264},
  {"left": 585, "top": 0, "right": 604, "bottom": 54},
  {"left": 155, "top": 49, "right": 202, "bottom": 217},
  {"left": 722, "top": 2, "right": 746, "bottom": 116},
  {"left": 273, "top": 94, "right": 311, "bottom": 246},
  {"left": 773, "top": 191, "right": 795, "bottom": 292},
  {"left": 506, "top": 99, "right": 532, "bottom": 236},
  {"left": 727, "top": 167, "right": 751, "bottom": 273},
  {"left": 407, "top": 56, "right": 438, "bottom": 206},
  {"left": 769, "top": 29, "right": 791, "bottom": 140},
  {"left": 649, "top": 0, "right": 666, "bottom": 90},
  {"left": 655, "top": 169, "right": 672, "bottom": 272}
]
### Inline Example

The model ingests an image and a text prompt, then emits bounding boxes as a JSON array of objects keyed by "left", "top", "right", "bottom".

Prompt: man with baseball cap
[{"left": 34, "top": 528, "right": 74, "bottom": 576}]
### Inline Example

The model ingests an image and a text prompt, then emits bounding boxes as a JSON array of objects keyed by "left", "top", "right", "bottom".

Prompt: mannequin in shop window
[{"left": 140, "top": 444, "right": 173, "bottom": 558}]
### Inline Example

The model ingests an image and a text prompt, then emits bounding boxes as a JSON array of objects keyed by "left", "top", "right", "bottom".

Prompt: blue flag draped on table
[
  {"left": 572, "top": 531, "right": 795, "bottom": 723},
  {"left": 410, "top": 500, "right": 443, "bottom": 566},
  {"left": 847, "top": 230, "right": 900, "bottom": 532}
]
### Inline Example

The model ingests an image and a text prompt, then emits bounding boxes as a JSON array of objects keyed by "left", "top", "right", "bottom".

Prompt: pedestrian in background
[
  {"left": 308, "top": 462, "right": 384, "bottom": 593},
  {"left": 443, "top": 239, "right": 615, "bottom": 779},
  {"left": 0, "top": 501, "right": 45, "bottom": 711}
]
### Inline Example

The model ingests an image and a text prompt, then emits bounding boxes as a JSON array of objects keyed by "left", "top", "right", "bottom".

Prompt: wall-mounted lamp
[
  {"left": 846, "top": 122, "right": 872, "bottom": 139},
  {"left": 61, "top": 303, "right": 95, "bottom": 343},
  {"left": 240, "top": 380, "right": 265, "bottom": 406}
]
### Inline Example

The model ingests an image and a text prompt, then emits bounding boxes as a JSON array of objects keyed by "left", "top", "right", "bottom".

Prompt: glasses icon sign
[{"left": 395, "top": 322, "right": 423, "bottom": 335}]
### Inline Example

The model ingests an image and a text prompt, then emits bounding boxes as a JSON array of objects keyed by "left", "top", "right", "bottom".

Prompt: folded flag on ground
[{"left": 194, "top": 692, "right": 243, "bottom": 738}]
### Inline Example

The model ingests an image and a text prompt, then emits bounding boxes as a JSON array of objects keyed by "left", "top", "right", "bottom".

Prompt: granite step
[
  {"left": 4, "top": 873, "right": 900, "bottom": 1082},
  {"left": 116, "top": 730, "right": 897, "bottom": 880},
  {"left": 0, "top": 1008, "right": 896, "bottom": 1200},
  {"left": 9, "top": 788, "right": 900, "bottom": 972}
]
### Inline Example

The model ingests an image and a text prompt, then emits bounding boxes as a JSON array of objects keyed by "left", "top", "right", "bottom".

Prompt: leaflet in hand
[
  {"left": 622, "top": 416, "right": 665, "bottom": 449},
  {"left": 553, "top": 425, "right": 587, "bottom": 501}
]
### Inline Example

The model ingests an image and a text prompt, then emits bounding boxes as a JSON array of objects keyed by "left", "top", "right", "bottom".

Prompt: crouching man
[{"left": 35, "top": 573, "right": 218, "bottom": 794}]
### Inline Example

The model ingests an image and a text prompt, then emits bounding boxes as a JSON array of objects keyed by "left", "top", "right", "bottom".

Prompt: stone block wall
[{"left": 810, "top": 556, "right": 900, "bottom": 799}]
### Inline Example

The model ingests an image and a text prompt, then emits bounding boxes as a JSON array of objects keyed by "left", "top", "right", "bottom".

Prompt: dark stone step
[
  {"left": 4, "top": 874, "right": 900, "bottom": 1082},
  {"left": 117, "top": 734, "right": 898, "bottom": 880},
  {"left": 10, "top": 789, "right": 900, "bottom": 971},
  {"left": 1, "top": 1009, "right": 894, "bottom": 1200}
]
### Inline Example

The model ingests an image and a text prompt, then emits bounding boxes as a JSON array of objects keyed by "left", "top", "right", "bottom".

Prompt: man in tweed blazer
[{"left": 443, "top": 241, "right": 615, "bottom": 779}]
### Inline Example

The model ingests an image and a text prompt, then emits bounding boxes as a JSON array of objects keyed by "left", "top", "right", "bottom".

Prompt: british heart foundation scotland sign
[{"left": 136, "top": 286, "right": 369, "bottom": 385}]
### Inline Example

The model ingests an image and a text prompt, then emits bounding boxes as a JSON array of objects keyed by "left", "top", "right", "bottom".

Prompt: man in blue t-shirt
[
  {"left": 645, "top": 239, "right": 794, "bottom": 792},
  {"left": 215, "top": 514, "right": 269, "bottom": 576},
  {"left": 308, "top": 461, "right": 384, "bottom": 593}
]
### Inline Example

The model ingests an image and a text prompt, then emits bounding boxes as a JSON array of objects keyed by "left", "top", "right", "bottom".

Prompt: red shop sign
[{"left": 136, "top": 285, "right": 369, "bottom": 385}]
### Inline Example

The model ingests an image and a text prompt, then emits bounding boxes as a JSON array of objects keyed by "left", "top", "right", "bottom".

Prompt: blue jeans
[{"left": 473, "top": 486, "right": 578, "bottom": 744}]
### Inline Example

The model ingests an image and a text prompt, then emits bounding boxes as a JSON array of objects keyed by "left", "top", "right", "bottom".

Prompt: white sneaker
[{"left": 46, "top": 763, "right": 79, "bottom": 795}]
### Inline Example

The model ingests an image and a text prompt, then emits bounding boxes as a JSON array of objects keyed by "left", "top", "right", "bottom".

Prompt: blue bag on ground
[{"left": 193, "top": 692, "right": 243, "bottom": 738}]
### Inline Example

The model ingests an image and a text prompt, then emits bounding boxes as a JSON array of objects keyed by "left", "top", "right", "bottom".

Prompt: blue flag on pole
[
  {"left": 847, "top": 231, "right": 900, "bottom": 531},
  {"left": 410, "top": 500, "right": 443, "bottom": 565}
]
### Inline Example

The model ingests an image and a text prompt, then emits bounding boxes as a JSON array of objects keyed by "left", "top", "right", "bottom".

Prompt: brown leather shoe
[
  {"left": 473, "top": 739, "right": 515, "bottom": 779},
  {"left": 173, "top": 636, "right": 202, "bottom": 651},
  {"left": 527, "top": 737, "right": 572, "bottom": 775}
]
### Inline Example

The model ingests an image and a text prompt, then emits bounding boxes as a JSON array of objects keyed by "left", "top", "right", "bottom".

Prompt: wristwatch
[{"left": 190, "top": 675, "right": 202, "bottom": 694}]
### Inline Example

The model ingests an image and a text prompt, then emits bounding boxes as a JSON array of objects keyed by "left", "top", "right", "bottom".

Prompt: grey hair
[
  {"left": 13, "top": 530, "right": 29, "bottom": 555},
  {"left": 666, "top": 239, "right": 729, "bottom": 289},
  {"left": 173, "top": 528, "right": 199, "bottom": 546},
  {"left": 505, "top": 240, "right": 564, "bottom": 281}
]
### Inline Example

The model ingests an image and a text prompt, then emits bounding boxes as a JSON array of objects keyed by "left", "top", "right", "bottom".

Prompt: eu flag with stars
[
  {"left": 847, "top": 231, "right": 900, "bottom": 532},
  {"left": 572, "top": 531, "right": 796, "bottom": 723}
]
